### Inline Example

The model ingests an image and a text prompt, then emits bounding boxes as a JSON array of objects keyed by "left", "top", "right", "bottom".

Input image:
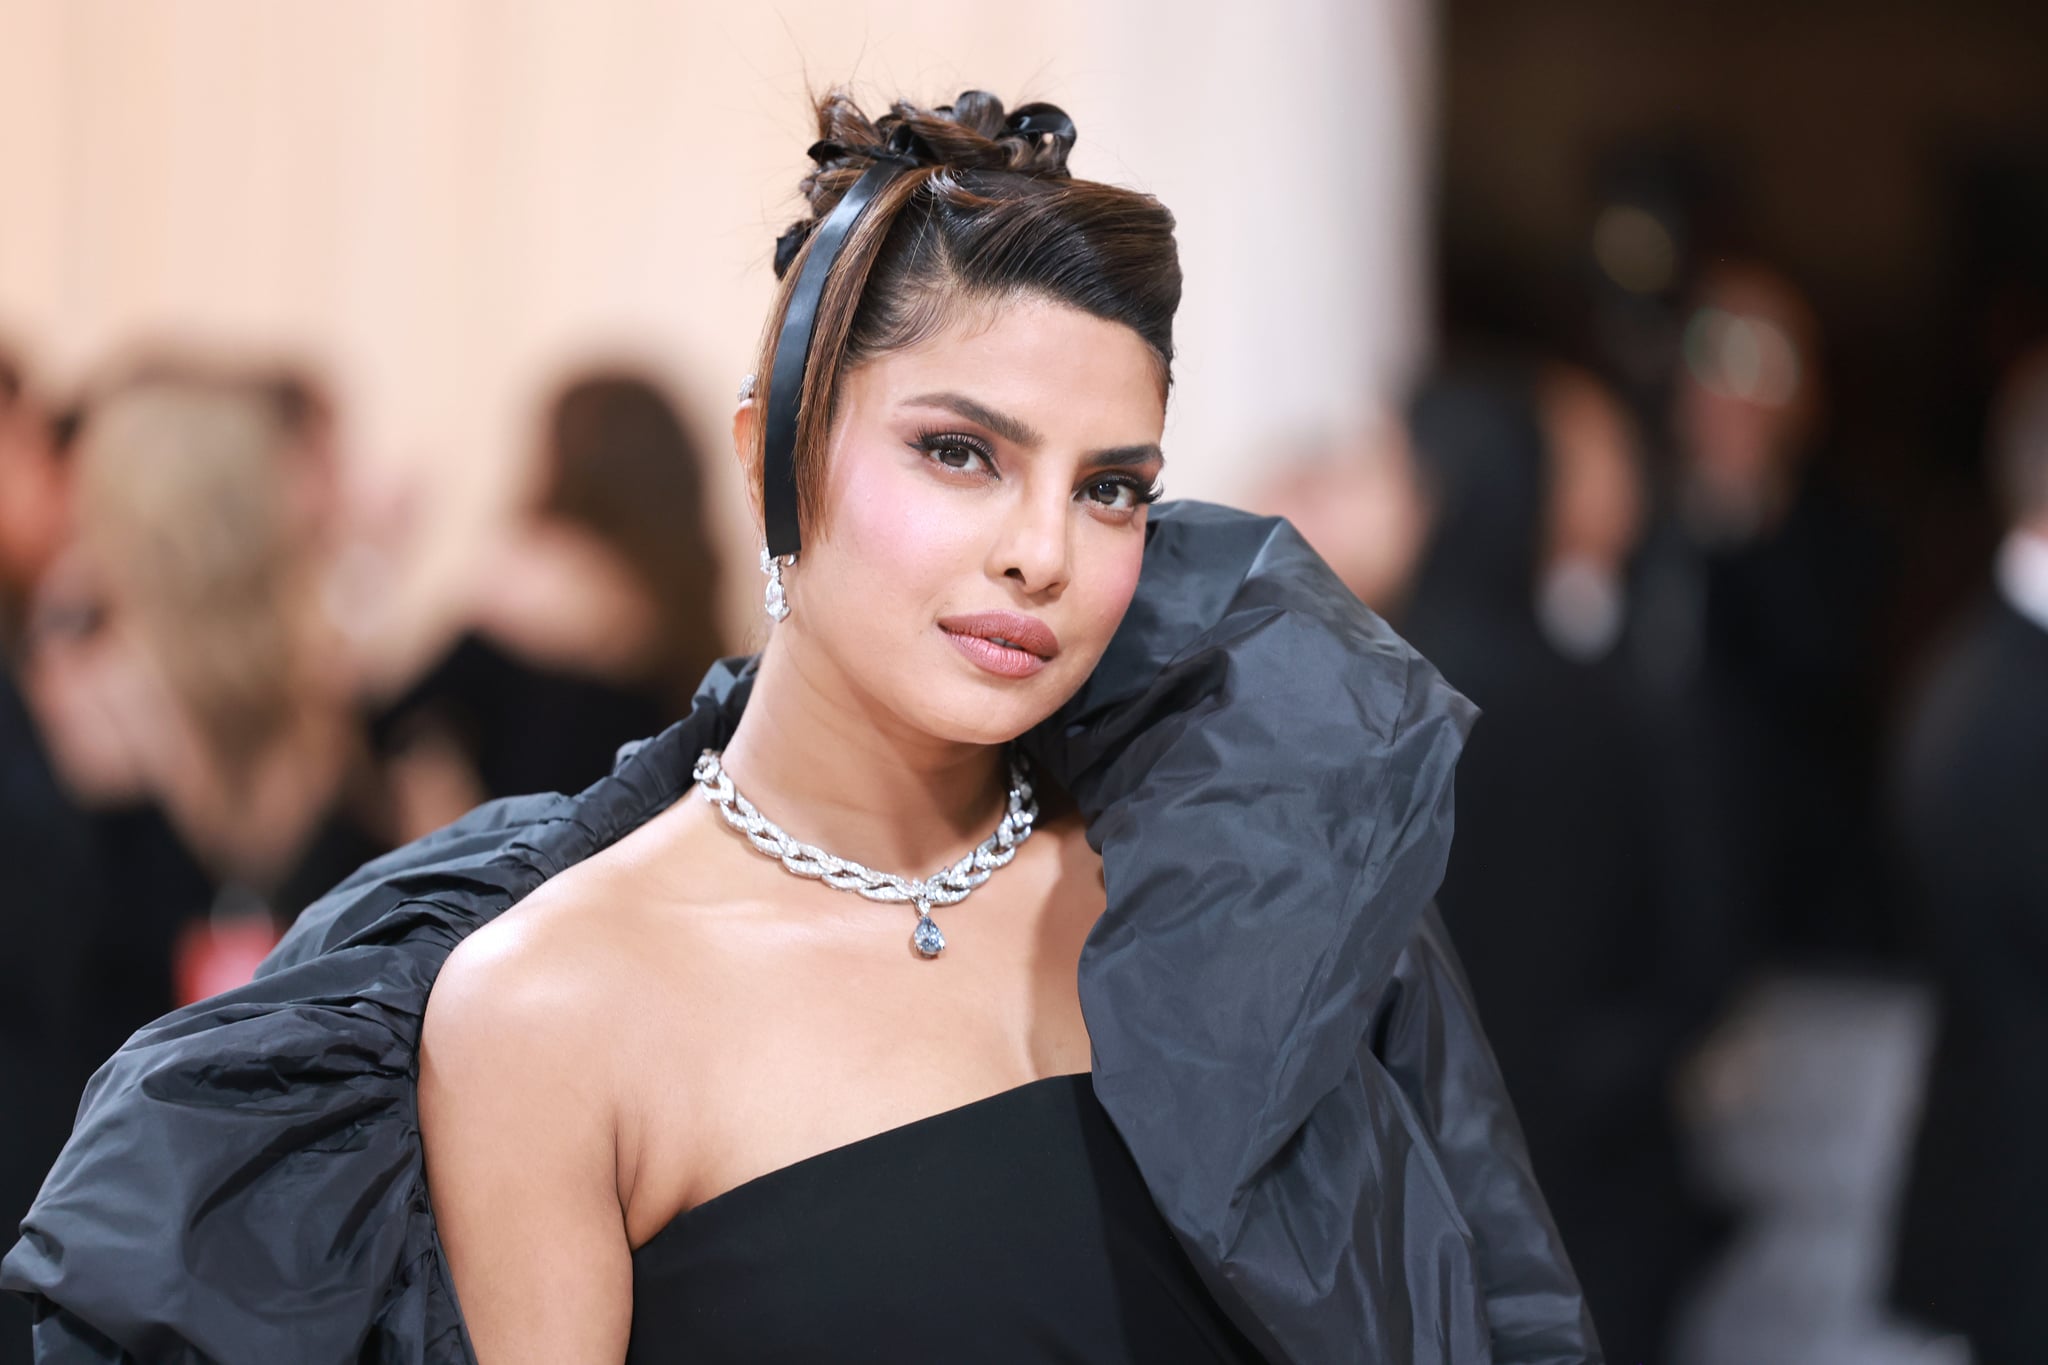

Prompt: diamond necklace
[{"left": 691, "top": 748, "right": 1038, "bottom": 959}]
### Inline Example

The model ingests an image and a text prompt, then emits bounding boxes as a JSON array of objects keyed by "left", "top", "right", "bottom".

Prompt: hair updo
[{"left": 750, "top": 89, "right": 1183, "bottom": 537}]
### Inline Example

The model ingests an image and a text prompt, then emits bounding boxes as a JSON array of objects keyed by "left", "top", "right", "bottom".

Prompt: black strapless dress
[{"left": 626, "top": 1073, "right": 1266, "bottom": 1363}]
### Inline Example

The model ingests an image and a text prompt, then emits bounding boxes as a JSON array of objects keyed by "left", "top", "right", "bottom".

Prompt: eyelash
[
  {"left": 910, "top": 429, "right": 995, "bottom": 474},
  {"left": 908, "top": 429, "right": 1164, "bottom": 513}
]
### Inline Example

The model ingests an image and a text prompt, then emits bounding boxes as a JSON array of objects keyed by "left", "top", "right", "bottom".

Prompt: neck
[{"left": 717, "top": 628, "right": 1010, "bottom": 876}]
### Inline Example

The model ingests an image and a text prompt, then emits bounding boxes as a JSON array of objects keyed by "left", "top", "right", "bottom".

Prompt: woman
[
  {"left": 21, "top": 371, "right": 391, "bottom": 1023},
  {"left": 375, "top": 370, "right": 724, "bottom": 839},
  {"left": 4, "top": 91, "right": 1596, "bottom": 1363}
]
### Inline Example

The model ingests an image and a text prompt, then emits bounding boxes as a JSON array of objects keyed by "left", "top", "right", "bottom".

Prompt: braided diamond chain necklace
[{"left": 691, "top": 748, "right": 1039, "bottom": 959}]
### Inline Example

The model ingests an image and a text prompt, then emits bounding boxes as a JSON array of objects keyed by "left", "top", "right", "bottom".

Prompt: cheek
[
  {"left": 816, "top": 441, "right": 982, "bottom": 605},
  {"left": 1065, "top": 522, "right": 1147, "bottom": 654}
]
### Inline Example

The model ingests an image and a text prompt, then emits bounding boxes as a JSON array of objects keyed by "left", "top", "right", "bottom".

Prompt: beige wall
[{"left": 0, "top": 0, "right": 1430, "bottom": 663}]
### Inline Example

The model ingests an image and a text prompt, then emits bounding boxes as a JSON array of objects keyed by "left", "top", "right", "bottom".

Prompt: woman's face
[{"left": 768, "top": 295, "right": 1166, "bottom": 748}]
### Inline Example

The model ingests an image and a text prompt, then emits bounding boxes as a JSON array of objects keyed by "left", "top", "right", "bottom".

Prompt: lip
[{"left": 937, "top": 610, "right": 1061, "bottom": 680}]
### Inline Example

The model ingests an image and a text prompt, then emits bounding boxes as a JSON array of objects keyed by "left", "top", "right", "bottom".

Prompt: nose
[{"left": 988, "top": 484, "right": 1072, "bottom": 598}]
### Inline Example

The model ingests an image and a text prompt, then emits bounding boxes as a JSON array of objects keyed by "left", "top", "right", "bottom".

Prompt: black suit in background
[
  {"left": 372, "top": 632, "right": 672, "bottom": 805},
  {"left": 1890, "top": 593, "right": 2048, "bottom": 1365},
  {"left": 1403, "top": 371, "right": 1725, "bottom": 1364},
  {"left": 0, "top": 672, "right": 105, "bottom": 1365},
  {"left": 1627, "top": 474, "right": 1898, "bottom": 966}
]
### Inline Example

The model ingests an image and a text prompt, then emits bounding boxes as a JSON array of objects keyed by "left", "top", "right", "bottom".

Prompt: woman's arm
[{"left": 420, "top": 919, "right": 634, "bottom": 1364}]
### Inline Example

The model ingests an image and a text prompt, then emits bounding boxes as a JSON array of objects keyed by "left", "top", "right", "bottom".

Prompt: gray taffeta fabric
[{"left": 4, "top": 501, "right": 1601, "bottom": 1364}]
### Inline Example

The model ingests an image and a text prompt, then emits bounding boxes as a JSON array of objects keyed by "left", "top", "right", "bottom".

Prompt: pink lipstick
[{"left": 937, "top": 611, "right": 1060, "bottom": 680}]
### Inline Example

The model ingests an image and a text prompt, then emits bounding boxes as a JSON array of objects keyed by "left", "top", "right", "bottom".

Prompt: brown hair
[
  {"left": 752, "top": 89, "right": 1182, "bottom": 538},
  {"left": 539, "top": 370, "right": 725, "bottom": 701}
]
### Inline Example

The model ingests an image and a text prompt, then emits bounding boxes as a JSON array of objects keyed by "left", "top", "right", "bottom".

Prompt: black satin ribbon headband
[
  {"left": 760, "top": 146, "right": 907, "bottom": 559},
  {"left": 758, "top": 103, "right": 1078, "bottom": 560}
]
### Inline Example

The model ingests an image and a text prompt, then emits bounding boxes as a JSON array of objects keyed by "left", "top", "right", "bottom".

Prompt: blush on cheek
[
  {"left": 1069, "top": 530, "right": 1147, "bottom": 654},
  {"left": 821, "top": 436, "right": 986, "bottom": 596}
]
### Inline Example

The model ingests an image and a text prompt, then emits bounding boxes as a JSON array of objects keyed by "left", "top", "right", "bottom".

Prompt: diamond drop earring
[
  {"left": 760, "top": 547, "right": 794, "bottom": 622},
  {"left": 741, "top": 373, "right": 792, "bottom": 623}
]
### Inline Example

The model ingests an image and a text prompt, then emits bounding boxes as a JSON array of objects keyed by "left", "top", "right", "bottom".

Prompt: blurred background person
[
  {"left": 1537, "top": 364, "right": 1647, "bottom": 664},
  {"left": 0, "top": 346, "right": 106, "bottom": 1365},
  {"left": 372, "top": 369, "right": 726, "bottom": 841},
  {"left": 25, "top": 367, "right": 393, "bottom": 1036},
  {"left": 0, "top": 354, "right": 71, "bottom": 641},
  {"left": 1248, "top": 419, "right": 1431, "bottom": 619},
  {"left": 1399, "top": 359, "right": 1722, "bottom": 1364},
  {"left": 1888, "top": 344, "right": 2048, "bottom": 1365},
  {"left": 1630, "top": 260, "right": 1898, "bottom": 966}
]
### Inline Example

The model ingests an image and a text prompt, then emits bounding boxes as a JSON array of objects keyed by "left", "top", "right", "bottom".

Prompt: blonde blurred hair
[{"left": 74, "top": 378, "right": 318, "bottom": 790}]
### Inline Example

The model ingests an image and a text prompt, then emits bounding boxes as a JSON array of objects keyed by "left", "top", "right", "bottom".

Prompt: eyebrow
[
  {"left": 1081, "top": 443, "right": 1165, "bottom": 470},
  {"left": 904, "top": 391, "right": 1042, "bottom": 447},
  {"left": 902, "top": 390, "right": 1165, "bottom": 468}
]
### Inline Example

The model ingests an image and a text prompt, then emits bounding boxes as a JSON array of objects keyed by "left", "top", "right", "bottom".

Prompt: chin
[
  {"left": 890, "top": 654, "right": 1084, "bottom": 748},
  {"left": 907, "top": 685, "right": 1060, "bottom": 748}
]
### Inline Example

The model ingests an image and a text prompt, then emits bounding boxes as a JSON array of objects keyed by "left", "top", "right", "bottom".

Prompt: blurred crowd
[
  {"left": 3, "top": 262, "right": 2044, "bottom": 1365},
  {"left": 1261, "top": 256, "right": 2047, "bottom": 1365},
  {"left": 0, "top": 348, "right": 729, "bottom": 1360}
]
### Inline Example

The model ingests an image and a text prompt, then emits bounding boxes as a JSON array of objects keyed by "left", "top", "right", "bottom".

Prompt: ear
[{"left": 732, "top": 396, "right": 763, "bottom": 526}]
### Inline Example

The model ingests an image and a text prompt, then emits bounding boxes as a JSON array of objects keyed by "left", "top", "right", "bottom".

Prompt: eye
[
  {"left": 910, "top": 430, "right": 995, "bottom": 475},
  {"left": 1080, "top": 474, "right": 1163, "bottom": 512}
]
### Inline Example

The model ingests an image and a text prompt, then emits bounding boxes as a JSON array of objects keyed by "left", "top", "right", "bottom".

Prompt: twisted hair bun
[{"left": 774, "top": 90, "right": 1077, "bottom": 278}]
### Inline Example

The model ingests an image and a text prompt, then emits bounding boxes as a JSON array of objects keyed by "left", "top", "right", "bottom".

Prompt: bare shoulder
[
  {"left": 416, "top": 818, "right": 709, "bottom": 1363},
  {"left": 425, "top": 868, "right": 624, "bottom": 1079},
  {"left": 426, "top": 815, "right": 695, "bottom": 1073},
  {"left": 417, "top": 871, "right": 630, "bottom": 1175},
  {"left": 420, "top": 794, "right": 733, "bottom": 1103}
]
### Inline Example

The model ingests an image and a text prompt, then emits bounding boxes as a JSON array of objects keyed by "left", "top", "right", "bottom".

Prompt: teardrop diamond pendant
[{"left": 911, "top": 912, "right": 947, "bottom": 958}]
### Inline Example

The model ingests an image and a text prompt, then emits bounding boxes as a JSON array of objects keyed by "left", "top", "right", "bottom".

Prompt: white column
[{"left": 1071, "top": 0, "right": 1435, "bottom": 504}]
